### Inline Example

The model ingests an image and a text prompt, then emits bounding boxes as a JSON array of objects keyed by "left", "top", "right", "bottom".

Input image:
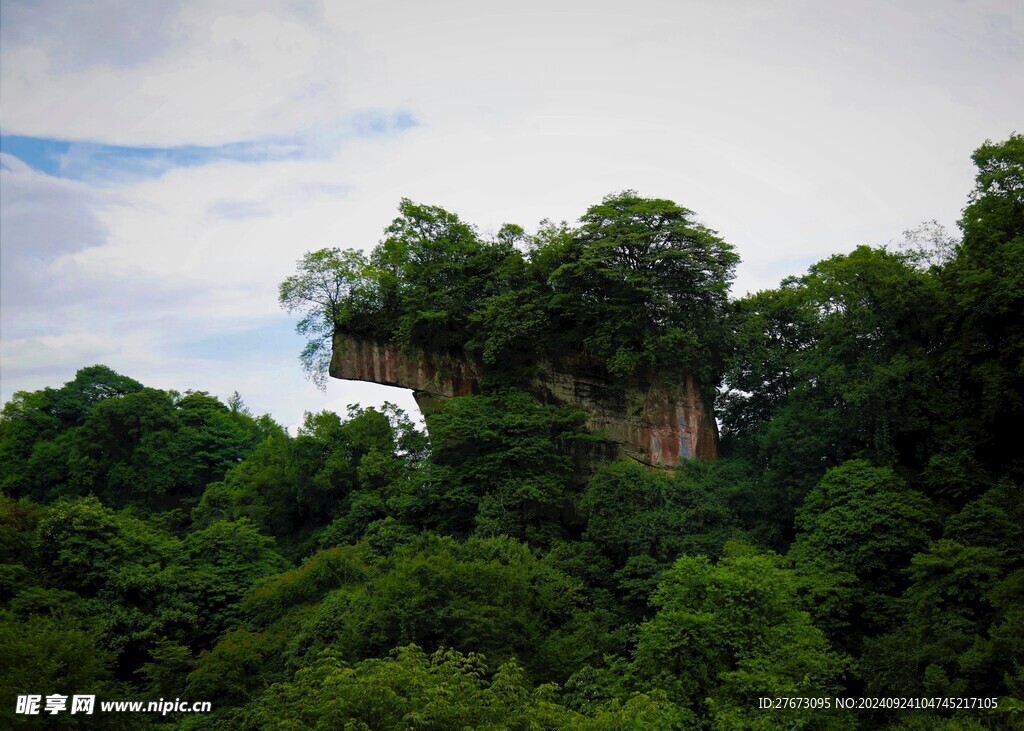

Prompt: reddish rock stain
[{"left": 330, "top": 334, "right": 716, "bottom": 466}]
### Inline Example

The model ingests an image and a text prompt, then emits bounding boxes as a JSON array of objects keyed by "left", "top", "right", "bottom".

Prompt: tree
[
  {"left": 46, "top": 365, "right": 144, "bottom": 427},
  {"left": 0, "top": 366, "right": 143, "bottom": 499},
  {"left": 935, "top": 133, "right": 1024, "bottom": 496},
  {"left": 280, "top": 534, "right": 592, "bottom": 681},
  {"left": 280, "top": 194, "right": 738, "bottom": 390},
  {"left": 789, "top": 460, "right": 936, "bottom": 646},
  {"left": 66, "top": 387, "right": 265, "bottom": 508},
  {"left": 193, "top": 403, "right": 426, "bottom": 544},
  {"left": 544, "top": 191, "right": 738, "bottom": 382},
  {"left": 181, "top": 519, "right": 288, "bottom": 642},
  {"left": 628, "top": 545, "right": 852, "bottom": 730},
  {"left": 227, "top": 645, "right": 688, "bottom": 731},
  {"left": 581, "top": 460, "right": 745, "bottom": 566},
  {"left": 279, "top": 247, "right": 382, "bottom": 387},
  {"left": 721, "top": 246, "right": 943, "bottom": 543},
  {"left": 420, "top": 390, "right": 592, "bottom": 541},
  {"left": 891, "top": 219, "right": 959, "bottom": 270},
  {"left": 862, "top": 480, "right": 1024, "bottom": 701},
  {"left": 0, "top": 611, "right": 131, "bottom": 730}
]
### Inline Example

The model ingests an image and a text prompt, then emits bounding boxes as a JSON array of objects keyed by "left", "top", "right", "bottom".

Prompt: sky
[{"left": 2, "top": 0, "right": 1022, "bottom": 431}]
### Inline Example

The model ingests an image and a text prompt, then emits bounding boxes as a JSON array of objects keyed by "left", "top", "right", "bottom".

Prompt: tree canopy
[{"left": 280, "top": 191, "right": 738, "bottom": 388}]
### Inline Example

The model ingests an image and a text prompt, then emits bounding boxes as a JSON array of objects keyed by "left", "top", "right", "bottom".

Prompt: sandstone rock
[{"left": 330, "top": 333, "right": 717, "bottom": 467}]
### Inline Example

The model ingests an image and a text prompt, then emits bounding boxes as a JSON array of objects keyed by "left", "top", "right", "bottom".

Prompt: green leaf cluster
[{"left": 280, "top": 192, "right": 738, "bottom": 387}]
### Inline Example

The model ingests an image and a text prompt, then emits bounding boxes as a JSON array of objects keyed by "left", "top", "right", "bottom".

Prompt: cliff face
[{"left": 330, "top": 334, "right": 717, "bottom": 466}]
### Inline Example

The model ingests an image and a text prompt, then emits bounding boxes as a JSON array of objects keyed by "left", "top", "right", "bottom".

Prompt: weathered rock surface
[{"left": 330, "top": 333, "right": 717, "bottom": 466}]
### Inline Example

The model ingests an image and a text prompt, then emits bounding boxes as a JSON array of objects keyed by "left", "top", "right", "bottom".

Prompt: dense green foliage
[
  {"left": 0, "top": 366, "right": 279, "bottom": 510},
  {"left": 280, "top": 191, "right": 739, "bottom": 387},
  {"left": 3, "top": 135, "right": 1023, "bottom": 728}
]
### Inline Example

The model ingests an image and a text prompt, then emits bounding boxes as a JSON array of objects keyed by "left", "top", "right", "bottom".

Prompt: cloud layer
[{"left": 2, "top": 0, "right": 1021, "bottom": 428}]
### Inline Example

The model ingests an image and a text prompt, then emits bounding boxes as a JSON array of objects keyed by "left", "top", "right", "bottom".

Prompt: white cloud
[
  {"left": 1, "top": 137, "right": 427, "bottom": 425},
  {"left": 1, "top": 1, "right": 357, "bottom": 146}
]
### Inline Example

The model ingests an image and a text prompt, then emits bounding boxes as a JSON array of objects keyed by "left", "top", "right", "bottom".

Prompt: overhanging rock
[{"left": 330, "top": 333, "right": 717, "bottom": 466}]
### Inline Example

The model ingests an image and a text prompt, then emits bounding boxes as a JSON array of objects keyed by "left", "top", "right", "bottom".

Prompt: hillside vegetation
[{"left": 1, "top": 134, "right": 1021, "bottom": 729}]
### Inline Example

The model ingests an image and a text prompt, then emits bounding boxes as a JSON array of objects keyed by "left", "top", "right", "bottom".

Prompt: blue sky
[
  {"left": 0, "top": 134, "right": 309, "bottom": 180},
  {"left": 2, "top": 0, "right": 1021, "bottom": 430},
  {"left": 1, "top": 110, "right": 416, "bottom": 181}
]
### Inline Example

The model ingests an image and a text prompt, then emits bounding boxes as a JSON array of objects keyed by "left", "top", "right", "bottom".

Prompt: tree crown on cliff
[{"left": 281, "top": 192, "right": 737, "bottom": 388}]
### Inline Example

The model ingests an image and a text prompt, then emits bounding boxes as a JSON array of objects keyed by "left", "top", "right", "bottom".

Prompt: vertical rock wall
[{"left": 330, "top": 334, "right": 717, "bottom": 466}]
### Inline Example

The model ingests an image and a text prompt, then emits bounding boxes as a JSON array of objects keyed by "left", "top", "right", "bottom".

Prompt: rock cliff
[{"left": 330, "top": 333, "right": 717, "bottom": 466}]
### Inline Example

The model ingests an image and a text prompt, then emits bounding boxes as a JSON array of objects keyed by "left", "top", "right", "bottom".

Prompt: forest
[{"left": 1, "top": 134, "right": 1021, "bottom": 729}]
